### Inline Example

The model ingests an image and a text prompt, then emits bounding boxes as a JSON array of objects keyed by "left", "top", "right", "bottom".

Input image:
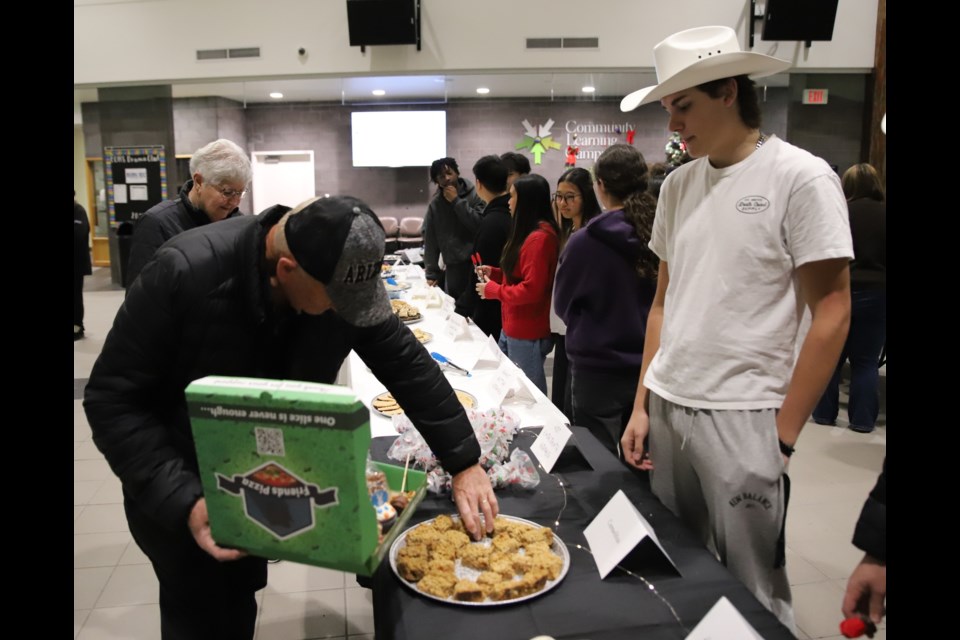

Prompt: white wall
[{"left": 74, "top": 0, "right": 878, "bottom": 86}]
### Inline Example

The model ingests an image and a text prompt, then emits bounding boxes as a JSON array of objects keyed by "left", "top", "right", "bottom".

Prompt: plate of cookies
[
  {"left": 389, "top": 514, "right": 569, "bottom": 606},
  {"left": 391, "top": 299, "right": 422, "bottom": 323},
  {"left": 411, "top": 328, "right": 433, "bottom": 344},
  {"left": 371, "top": 390, "right": 477, "bottom": 418}
]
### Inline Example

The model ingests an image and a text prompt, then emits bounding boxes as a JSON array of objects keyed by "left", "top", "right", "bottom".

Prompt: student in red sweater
[{"left": 476, "top": 174, "right": 560, "bottom": 394}]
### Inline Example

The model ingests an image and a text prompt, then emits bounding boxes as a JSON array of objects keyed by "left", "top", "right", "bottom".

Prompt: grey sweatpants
[{"left": 648, "top": 393, "right": 795, "bottom": 633}]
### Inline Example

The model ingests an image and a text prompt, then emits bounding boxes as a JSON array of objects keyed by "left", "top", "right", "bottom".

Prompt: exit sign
[{"left": 802, "top": 89, "right": 829, "bottom": 105}]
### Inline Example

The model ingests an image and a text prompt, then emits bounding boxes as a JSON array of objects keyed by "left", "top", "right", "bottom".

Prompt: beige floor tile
[
  {"left": 74, "top": 401, "right": 91, "bottom": 439},
  {"left": 74, "top": 419, "right": 93, "bottom": 442},
  {"left": 74, "top": 503, "right": 130, "bottom": 534},
  {"left": 117, "top": 540, "right": 152, "bottom": 565},
  {"left": 788, "top": 480, "right": 877, "bottom": 507},
  {"left": 792, "top": 580, "right": 845, "bottom": 639},
  {"left": 75, "top": 506, "right": 85, "bottom": 522},
  {"left": 89, "top": 476, "right": 124, "bottom": 504},
  {"left": 786, "top": 549, "right": 829, "bottom": 586},
  {"left": 788, "top": 536, "right": 865, "bottom": 581},
  {"left": 787, "top": 501, "right": 864, "bottom": 543},
  {"left": 75, "top": 609, "right": 91, "bottom": 638},
  {"left": 344, "top": 587, "right": 374, "bottom": 635},
  {"left": 77, "top": 604, "right": 162, "bottom": 640},
  {"left": 257, "top": 590, "right": 347, "bottom": 640},
  {"left": 96, "top": 564, "right": 160, "bottom": 608},
  {"left": 75, "top": 480, "right": 103, "bottom": 506},
  {"left": 75, "top": 532, "right": 132, "bottom": 569},
  {"left": 75, "top": 567, "right": 114, "bottom": 610},
  {"left": 75, "top": 440, "right": 106, "bottom": 461},
  {"left": 75, "top": 459, "right": 114, "bottom": 482},
  {"left": 264, "top": 560, "right": 346, "bottom": 593},
  {"left": 347, "top": 635, "right": 374, "bottom": 639}
]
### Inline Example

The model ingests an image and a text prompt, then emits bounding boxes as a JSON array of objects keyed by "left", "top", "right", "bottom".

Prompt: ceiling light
[
  {"left": 476, "top": 87, "right": 490, "bottom": 95},
  {"left": 582, "top": 86, "right": 596, "bottom": 93},
  {"left": 372, "top": 89, "right": 386, "bottom": 96},
  {"left": 269, "top": 92, "right": 284, "bottom": 99}
]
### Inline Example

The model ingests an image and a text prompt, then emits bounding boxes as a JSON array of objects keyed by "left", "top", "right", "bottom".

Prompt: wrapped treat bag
[{"left": 387, "top": 406, "right": 534, "bottom": 494}]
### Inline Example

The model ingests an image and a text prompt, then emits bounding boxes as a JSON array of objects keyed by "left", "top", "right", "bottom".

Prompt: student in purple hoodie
[{"left": 553, "top": 144, "right": 658, "bottom": 456}]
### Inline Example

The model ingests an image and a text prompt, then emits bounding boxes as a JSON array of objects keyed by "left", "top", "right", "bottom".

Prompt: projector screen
[{"left": 351, "top": 111, "right": 447, "bottom": 168}]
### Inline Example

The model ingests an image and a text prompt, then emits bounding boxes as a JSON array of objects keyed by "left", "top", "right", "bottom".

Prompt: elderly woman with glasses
[{"left": 126, "top": 138, "right": 252, "bottom": 287}]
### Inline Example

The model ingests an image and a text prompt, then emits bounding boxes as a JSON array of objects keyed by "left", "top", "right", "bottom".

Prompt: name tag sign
[
  {"left": 443, "top": 312, "right": 471, "bottom": 341},
  {"left": 583, "top": 489, "right": 678, "bottom": 579},
  {"left": 685, "top": 597, "right": 764, "bottom": 640},
  {"left": 488, "top": 364, "right": 517, "bottom": 407},
  {"left": 441, "top": 293, "right": 455, "bottom": 314},
  {"left": 529, "top": 421, "right": 573, "bottom": 473}
]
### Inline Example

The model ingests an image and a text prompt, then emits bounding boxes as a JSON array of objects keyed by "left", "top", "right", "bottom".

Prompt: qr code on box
[{"left": 254, "top": 427, "right": 285, "bottom": 456}]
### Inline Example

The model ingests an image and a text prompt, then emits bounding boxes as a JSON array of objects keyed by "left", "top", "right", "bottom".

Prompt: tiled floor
[{"left": 74, "top": 267, "right": 886, "bottom": 639}]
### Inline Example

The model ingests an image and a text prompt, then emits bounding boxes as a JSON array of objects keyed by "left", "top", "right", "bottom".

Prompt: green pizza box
[{"left": 186, "top": 376, "right": 426, "bottom": 576}]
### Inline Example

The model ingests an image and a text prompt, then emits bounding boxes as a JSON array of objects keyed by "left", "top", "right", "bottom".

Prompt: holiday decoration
[
  {"left": 665, "top": 132, "right": 690, "bottom": 166},
  {"left": 626, "top": 129, "right": 636, "bottom": 145}
]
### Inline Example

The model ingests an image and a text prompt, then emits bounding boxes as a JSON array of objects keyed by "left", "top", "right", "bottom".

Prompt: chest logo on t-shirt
[{"left": 736, "top": 196, "right": 770, "bottom": 214}]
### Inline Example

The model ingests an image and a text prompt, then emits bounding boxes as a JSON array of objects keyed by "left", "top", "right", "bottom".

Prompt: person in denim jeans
[
  {"left": 476, "top": 174, "right": 559, "bottom": 395},
  {"left": 813, "top": 163, "right": 886, "bottom": 433}
]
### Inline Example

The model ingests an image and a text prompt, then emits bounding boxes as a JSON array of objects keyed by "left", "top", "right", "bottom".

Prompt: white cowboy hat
[{"left": 620, "top": 26, "right": 792, "bottom": 112}]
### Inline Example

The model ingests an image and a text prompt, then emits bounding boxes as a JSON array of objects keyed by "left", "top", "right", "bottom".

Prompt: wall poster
[{"left": 104, "top": 145, "right": 168, "bottom": 225}]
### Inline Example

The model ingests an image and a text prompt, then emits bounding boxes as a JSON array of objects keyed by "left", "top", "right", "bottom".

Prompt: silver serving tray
[{"left": 389, "top": 513, "right": 570, "bottom": 607}]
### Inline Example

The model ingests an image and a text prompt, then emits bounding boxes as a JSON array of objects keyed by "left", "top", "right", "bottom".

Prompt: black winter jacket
[
  {"left": 852, "top": 457, "right": 886, "bottom": 561},
  {"left": 84, "top": 205, "right": 480, "bottom": 533},
  {"left": 455, "top": 194, "right": 512, "bottom": 338},
  {"left": 422, "top": 177, "right": 484, "bottom": 281},
  {"left": 125, "top": 180, "right": 241, "bottom": 287}
]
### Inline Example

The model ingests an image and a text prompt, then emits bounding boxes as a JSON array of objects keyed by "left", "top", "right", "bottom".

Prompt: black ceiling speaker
[
  {"left": 761, "top": 0, "right": 839, "bottom": 42},
  {"left": 346, "top": 0, "right": 420, "bottom": 48}
]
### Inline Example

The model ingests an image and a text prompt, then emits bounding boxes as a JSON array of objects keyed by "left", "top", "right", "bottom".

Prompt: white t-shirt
[{"left": 645, "top": 136, "right": 853, "bottom": 409}]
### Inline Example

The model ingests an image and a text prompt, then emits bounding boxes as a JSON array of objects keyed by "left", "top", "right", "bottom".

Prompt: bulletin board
[{"left": 104, "top": 145, "right": 168, "bottom": 225}]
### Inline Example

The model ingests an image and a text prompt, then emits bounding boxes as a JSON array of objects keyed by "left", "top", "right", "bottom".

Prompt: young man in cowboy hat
[{"left": 619, "top": 26, "right": 854, "bottom": 630}]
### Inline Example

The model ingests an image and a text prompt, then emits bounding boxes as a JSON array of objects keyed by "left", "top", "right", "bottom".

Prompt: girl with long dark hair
[
  {"left": 476, "top": 174, "right": 560, "bottom": 394},
  {"left": 553, "top": 144, "right": 658, "bottom": 455},
  {"left": 549, "top": 167, "right": 603, "bottom": 419}
]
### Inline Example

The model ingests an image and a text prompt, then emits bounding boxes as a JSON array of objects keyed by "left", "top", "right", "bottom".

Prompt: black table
[{"left": 370, "top": 427, "right": 794, "bottom": 640}]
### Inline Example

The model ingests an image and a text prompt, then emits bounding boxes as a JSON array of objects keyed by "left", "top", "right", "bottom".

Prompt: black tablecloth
[{"left": 370, "top": 427, "right": 794, "bottom": 640}]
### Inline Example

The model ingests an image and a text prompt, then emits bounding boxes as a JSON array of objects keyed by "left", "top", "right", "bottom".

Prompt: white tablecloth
[{"left": 342, "top": 264, "right": 569, "bottom": 439}]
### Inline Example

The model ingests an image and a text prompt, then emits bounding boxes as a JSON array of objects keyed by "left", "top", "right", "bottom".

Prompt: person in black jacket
[
  {"left": 125, "top": 138, "right": 252, "bottom": 287},
  {"left": 74, "top": 190, "right": 92, "bottom": 340},
  {"left": 456, "top": 155, "right": 512, "bottom": 338},
  {"left": 84, "top": 195, "right": 497, "bottom": 640},
  {"left": 422, "top": 157, "right": 484, "bottom": 301},
  {"left": 842, "top": 457, "right": 886, "bottom": 627}
]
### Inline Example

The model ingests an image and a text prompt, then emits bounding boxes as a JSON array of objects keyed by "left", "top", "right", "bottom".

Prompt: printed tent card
[
  {"left": 583, "top": 489, "right": 679, "bottom": 579},
  {"left": 529, "top": 420, "right": 573, "bottom": 473},
  {"left": 685, "top": 597, "right": 765, "bottom": 640}
]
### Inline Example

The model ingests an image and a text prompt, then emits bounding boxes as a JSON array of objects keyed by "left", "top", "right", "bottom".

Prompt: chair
[
  {"left": 398, "top": 216, "right": 423, "bottom": 249},
  {"left": 380, "top": 216, "right": 399, "bottom": 254}
]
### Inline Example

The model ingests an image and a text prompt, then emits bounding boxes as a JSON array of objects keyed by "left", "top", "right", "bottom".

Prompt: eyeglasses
[
  {"left": 553, "top": 192, "right": 581, "bottom": 204},
  {"left": 209, "top": 184, "right": 247, "bottom": 201}
]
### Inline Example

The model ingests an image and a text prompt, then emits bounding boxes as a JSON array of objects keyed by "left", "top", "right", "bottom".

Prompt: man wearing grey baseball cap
[
  {"left": 85, "top": 195, "right": 497, "bottom": 639},
  {"left": 618, "top": 26, "right": 854, "bottom": 631}
]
